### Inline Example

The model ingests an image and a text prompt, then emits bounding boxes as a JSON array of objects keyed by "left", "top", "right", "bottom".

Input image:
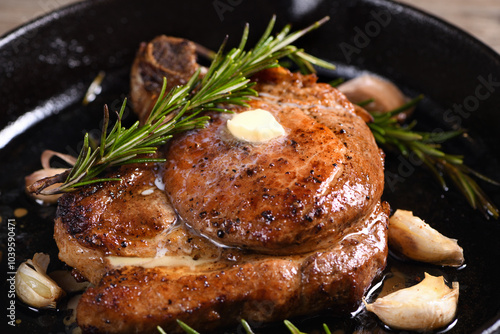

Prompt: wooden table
[
  {"left": 399, "top": 0, "right": 500, "bottom": 53},
  {"left": 1, "top": 0, "right": 499, "bottom": 53}
]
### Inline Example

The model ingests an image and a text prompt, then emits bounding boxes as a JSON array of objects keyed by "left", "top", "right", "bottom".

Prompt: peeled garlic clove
[
  {"left": 365, "top": 273, "right": 459, "bottom": 331},
  {"left": 389, "top": 209, "right": 464, "bottom": 267},
  {"left": 337, "top": 74, "right": 413, "bottom": 122},
  {"left": 15, "top": 253, "right": 65, "bottom": 308}
]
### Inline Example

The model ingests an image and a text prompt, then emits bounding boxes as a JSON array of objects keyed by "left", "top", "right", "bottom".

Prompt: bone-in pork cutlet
[{"left": 52, "top": 35, "right": 389, "bottom": 333}]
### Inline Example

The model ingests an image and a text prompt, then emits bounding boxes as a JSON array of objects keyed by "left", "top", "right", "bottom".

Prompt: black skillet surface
[{"left": 1, "top": 0, "right": 500, "bottom": 333}]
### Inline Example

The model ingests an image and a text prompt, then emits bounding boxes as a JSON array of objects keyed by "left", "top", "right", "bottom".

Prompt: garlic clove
[
  {"left": 64, "top": 293, "right": 84, "bottom": 327},
  {"left": 49, "top": 270, "right": 90, "bottom": 293},
  {"left": 388, "top": 209, "right": 464, "bottom": 267},
  {"left": 15, "top": 253, "right": 65, "bottom": 308},
  {"left": 337, "top": 74, "right": 413, "bottom": 122},
  {"left": 40, "top": 150, "right": 77, "bottom": 170},
  {"left": 365, "top": 273, "right": 459, "bottom": 331}
]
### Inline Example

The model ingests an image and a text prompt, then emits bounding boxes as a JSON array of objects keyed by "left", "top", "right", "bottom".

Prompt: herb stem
[
  {"left": 368, "top": 96, "right": 499, "bottom": 219},
  {"left": 28, "top": 16, "right": 334, "bottom": 195}
]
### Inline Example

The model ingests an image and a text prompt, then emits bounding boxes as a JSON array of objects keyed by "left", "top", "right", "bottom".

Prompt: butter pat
[{"left": 227, "top": 109, "right": 285, "bottom": 143}]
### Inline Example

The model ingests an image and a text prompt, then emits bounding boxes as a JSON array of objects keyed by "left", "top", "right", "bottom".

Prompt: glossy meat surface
[
  {"left": 163, "top": 67, "right": 385, "bottom": 253},
  {"left": 55, "top": 161, "right": 388, "bottom": 333},
  {"left": 55, "top": 158, "right": 175, "bottom": 283},
  {"left": 77, "top": 202, "right": 388, "bottom": 334},
  {"left": 51, "top": 35, "right": 390, "bottom": 333},
  {"left": 54, "top": 155, "right": 243, "bottom": 285}
]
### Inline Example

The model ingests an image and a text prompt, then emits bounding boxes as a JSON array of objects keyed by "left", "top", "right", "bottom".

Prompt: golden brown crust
[
  {"left": 163, "top": 67, "right": 385, "bottom": 253},
  {"left": 54, "top": 218, "right": 107, "bottom": 284},
  {"left": 54, "top": 158, "right": 177, "bottom": 284},
  {"left": 54, "top": 156, "right": 245, "bottom": 285},
  {"left": 56, "top": 160, "right": 175, "bottom": 256},
  {"left": 77, "top": 202, "right": 388, "bottom": 334}
]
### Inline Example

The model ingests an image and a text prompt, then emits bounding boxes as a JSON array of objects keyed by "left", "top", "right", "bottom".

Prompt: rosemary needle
[
  {"left": 175, "top": 320, "right": 200, "bottom": 334},
  {"left": 240, "top": 320, "right": 257, "bottom": 334},
  {"left": 284, "top": 320, "right": 308, "bottom": 334},
  {"left": 28, "top": 16, "right": 334, "bottom": 195},
  {"left": 159, "top": 319, "right": 332, "bottom": 334}
]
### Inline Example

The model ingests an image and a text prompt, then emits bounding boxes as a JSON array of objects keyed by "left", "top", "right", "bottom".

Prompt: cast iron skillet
[{"left": 1, "top": 0, "right": 499, "bottom": 333}]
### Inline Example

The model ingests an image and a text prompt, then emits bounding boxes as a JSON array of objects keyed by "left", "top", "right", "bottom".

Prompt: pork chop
[
  {"left": 52, "top": 35, "right": 389, "bottom": 333},
  {"left": 55, "top": 157, "right": 388, "bottom": 333},
  {"left": 163, "top": 67, "right": 385, "bottom": 253},
  {"left": 76, "top": 202, "right": 388, "bottom": 334}
]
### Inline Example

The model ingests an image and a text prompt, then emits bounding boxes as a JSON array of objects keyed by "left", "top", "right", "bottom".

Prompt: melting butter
[
  {"left": 227, "top": 108, "right": 285, "bottom": 143},
  {"left": 106, "top": 255, "right": 213, "bottom": 269}
]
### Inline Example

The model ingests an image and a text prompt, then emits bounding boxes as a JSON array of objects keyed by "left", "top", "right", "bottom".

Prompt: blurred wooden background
[
  {"left": 1, "top": 0, "right": 499, "bottom": 53},
  {"left": 400, "top": 0, "right": 500, "bottom": 53}
]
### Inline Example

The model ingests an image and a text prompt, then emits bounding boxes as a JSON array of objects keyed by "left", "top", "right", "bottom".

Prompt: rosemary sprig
[
  {"left": 328, "top": 77, "right": 344, "bottom": 87},
  {"left": 240, "top": 319, "right": 256, "bottom": 334},
  {"left": 368, "top": 96, "right": 500, "bottom": 219},
  {"left": 175, "top": 320, "right": 200, "bottom": 334},
  {"left": 158, "top": 319, "right": 333, "bottom": 334},
  {"left": 284, "top": 320, "right": 308, "bottom": 334},
  {"left": 28, "top": 16, "right": 334, "bottom": 195}
]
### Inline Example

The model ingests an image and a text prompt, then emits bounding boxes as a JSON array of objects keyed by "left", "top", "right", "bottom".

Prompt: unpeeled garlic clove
[
  {"left": 388, "top": 209, "right": 464, "bottom": 267},
  {"left": 365, "top": 273, "right": 459, "bottom": 331},
  {"left": 25, "top": 150, "right": 76, "bottom": 204},
  {"left": 337, "top": 74, "right": 413, "bottom": 122},
  {"left": 15, "top": 253, "right": 65, "bottom": 308}
]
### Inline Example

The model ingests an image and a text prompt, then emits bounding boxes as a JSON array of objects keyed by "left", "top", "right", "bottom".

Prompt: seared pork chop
[
  {"left": 55, "top": 159, "right": 388, "bottom": 333},
  {"left": 164, "top": 67, "right": 385, "bottom": 253},
  {"left": 76, "top": 202, "right": 387, "bottom": 334},
  {"left": 53, "top": 35, "right": 389, "bottom": 333}
]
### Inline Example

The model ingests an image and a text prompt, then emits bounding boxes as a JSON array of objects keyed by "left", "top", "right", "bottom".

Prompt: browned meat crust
[
  {"left": 54, "top": 156, "right": 244, "bottom": 285},
  {"left": 50, "top": 35, "right": 390, "bottom": 333},
  {"left": 163, "top": 67, "right": 385, "bottom": 253},
  {"left": 77, "top": 202, "right": 388, "bottom": 334},
  {"left": 55, "top": 158, "right": 177, "bottom": 284}
]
